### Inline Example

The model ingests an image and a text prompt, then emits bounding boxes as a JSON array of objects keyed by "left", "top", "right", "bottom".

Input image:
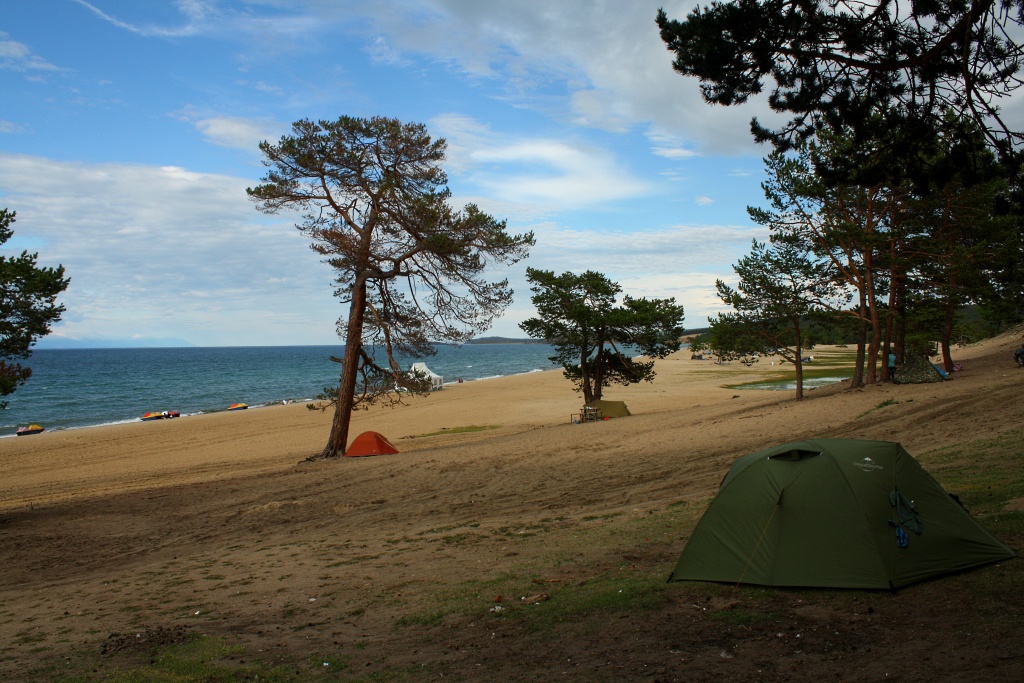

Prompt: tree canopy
[
  {"left": 519, "top": 268, "right": 684, "bottom": 403},
  {"left": 248, "top": 116, "right": 534, "bottom": 458},
  {"left": 715, "top": 239, "right": 847, "bottom": 398},
  {"left": 0, "top": 209, "right": 69, "bottom": 408},
  {"left": 657, "top": 0, "right": 1024, "bottom": 184},
  {"left": 733, "top": 120, "right": 1018, "bottom": 389}
]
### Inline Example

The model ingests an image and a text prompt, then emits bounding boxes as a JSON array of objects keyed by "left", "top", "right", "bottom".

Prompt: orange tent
[{"left": 345, "top": 431, "right": 400, "bottom": 457}]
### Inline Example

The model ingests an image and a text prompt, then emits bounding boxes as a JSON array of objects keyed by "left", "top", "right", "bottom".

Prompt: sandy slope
[{"left": 1, "top": 331, "right": 1022, "bottom": 681}]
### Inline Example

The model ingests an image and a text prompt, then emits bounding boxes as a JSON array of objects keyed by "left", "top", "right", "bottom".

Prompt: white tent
[{"left": 409, "top": 362, "right": 444, "bottom": 390}]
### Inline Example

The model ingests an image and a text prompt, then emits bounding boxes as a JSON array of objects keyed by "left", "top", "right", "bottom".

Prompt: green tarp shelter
[
  {"left": 584, "top": 399, "right": 631, "bottom": 418},
  {"left": 669, "top": 439, "right": 1014, "bottom": 589},
  {"left": 894, "top": 354, "right": 946, "bottom": 384}
]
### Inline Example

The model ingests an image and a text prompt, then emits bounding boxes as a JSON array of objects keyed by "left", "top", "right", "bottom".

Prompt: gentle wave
[{"left": 1, "top": 344, "right": 560, "bottom": 435}]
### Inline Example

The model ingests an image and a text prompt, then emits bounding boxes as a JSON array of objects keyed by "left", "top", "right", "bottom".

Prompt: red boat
[
  {"left": 16, "top": 424, "right": 44, "bottom": 436},
  {"left": 142, "top": 410, "right": 181, "bottom": 421}
]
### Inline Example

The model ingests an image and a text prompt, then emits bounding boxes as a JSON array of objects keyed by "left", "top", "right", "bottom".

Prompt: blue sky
[{"left": 1, "top": 0, "right": 779, "bottom": 347}]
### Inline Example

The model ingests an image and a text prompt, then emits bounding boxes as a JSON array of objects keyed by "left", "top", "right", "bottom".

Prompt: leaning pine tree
[{"left": 248, "top": 116, "right": 534, "bottom": 458}]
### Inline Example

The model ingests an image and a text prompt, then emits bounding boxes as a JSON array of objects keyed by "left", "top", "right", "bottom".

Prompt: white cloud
[
  {"left": 488, "top": 220, "right": 767, "bottom": 334},
  {"left": 192, "top": 116, "right": 288, "bottom": 151},
  {"left": 433, "top": 114, "right": 650, "bottom": 208},
  {"left": 0, "top": 37, "right": 30, "bottom": 60},
  {"left": 171, "top": 106, "right": 288, "bottom": 151},
  {"left": 352, "top": 0, "right": 778, "bottom": 154},
  {"left": 527, "top": 222, "right": 766, "bottom": 275},
  {"left": 252, "top": 81, "right": 285, "bottom": 96},
  {"left": 0, "top": 151, "right": 757, "bottom": 345},
  {"left": 0, "top": 120, "right": 25, "bottom": 134},
  {"left": 428, "top": 113, "right": 492, "bottom": 173},
  {"left": 0, "top": 32, "right": 62, "bottom": 73},
  {"left": 366, "top": 36, "right": 407, "bottom": 66},
  {"left": 175, "top": 0, "right": 213, "bottom": 22},
  {"left": 474, "top": 141, "right": 649, "bottom": 205},
  {"left": 653, "top": 146, "right": 701, "bottom": 159},
  {"left": 70, "top": 0, "right": 206, "bottom": 38},
  {"left": 569, "top": 89, "right": 633, "bottom": 133},
  {"left": 695, "top": 195, "right": 714, "bottom": 205},
  {"left": 67, "top": 2, "right": 774, "bottom": 153},
  {"left": 4, "top": 2, "right": 784, "bottom": 344},
  {"left": 0, "top": 153, "right": 339, "bottom": 346},
  {"left": 648, "top": 129, "right": 716, "bottom": 170}
]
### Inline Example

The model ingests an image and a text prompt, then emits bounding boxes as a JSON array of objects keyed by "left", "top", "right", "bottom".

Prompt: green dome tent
[{"left": 669, "top": 439, "right": 1014, "bottom": 589}]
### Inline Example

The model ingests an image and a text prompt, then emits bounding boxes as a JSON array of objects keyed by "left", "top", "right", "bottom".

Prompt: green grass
[
  {"left": 389, "top": 548, "right": 676, "bottom": 636},
  {"left": 706, "top": 603, "right": 780, "bottom": 627},
  {"left": 506, "top": 573, "right": 672, "bottom": 634},
  {"left": 726, "top": 348, "right": 859, "bottom": 390},
  {"left": 390, "top": 503, "right": 702, "bottom": 633},
  {"left": 727, "top": 367, "right": 855, "bottom": 390},
  {"left": 857, "top": 397, "right": 902, "bottom": 418},
  {"left": 922, "top": 427, "right": 1024, "bottom": 515},
  {"left": 33, "top": 633, "right": 338, "bottom": 683}
]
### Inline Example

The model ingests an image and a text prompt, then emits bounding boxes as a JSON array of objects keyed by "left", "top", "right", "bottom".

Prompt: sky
[{"left": 0, "top": 0, "right": 783, "bottom": 348}]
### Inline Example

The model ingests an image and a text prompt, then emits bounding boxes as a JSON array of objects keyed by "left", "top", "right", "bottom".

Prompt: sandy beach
[
  {"left": 0, "top": 348, "right": 789, "bottom": 510},
  {"left": 2, "top": 333, "right": 1022, "bottom": 681}
]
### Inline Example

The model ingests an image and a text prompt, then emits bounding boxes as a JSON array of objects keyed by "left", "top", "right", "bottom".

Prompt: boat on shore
[
  {"left": 141, "top": 410, "right": 181, "bottom": 421},
  {"left": 228, "top": 403, "right": 248, "bottom": 411},
  {"left": 9, "top": 345, "right": 559, "bottom": 433},
  {"left": 16, "top": 424, "right": 44, "bottom": 436}
]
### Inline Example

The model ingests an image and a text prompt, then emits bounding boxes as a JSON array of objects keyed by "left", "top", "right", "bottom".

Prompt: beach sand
[{"left": 1, "top": 333, "right": 1022, "bottom": 680}]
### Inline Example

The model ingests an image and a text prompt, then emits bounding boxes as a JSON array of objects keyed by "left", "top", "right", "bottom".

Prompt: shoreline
[
  {"left": 3, "top": 366, "right": 563, "bottom": 438},
  {"left": 3, "top": 337, "right": 1020, "bottom": 514},
  {"left": 0, "top": 397, "right": 322, "bottom": 439},
  {"left": 0, "top": 354, "right": 765, "bottom": 511},
  {"left": 3, "top": 345, "right": 562, "bottom": 435}
]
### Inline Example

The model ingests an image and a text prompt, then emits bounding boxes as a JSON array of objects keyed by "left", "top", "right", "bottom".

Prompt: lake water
[{"left": 0, "top": 344, "right": 560, "bottom": 435}]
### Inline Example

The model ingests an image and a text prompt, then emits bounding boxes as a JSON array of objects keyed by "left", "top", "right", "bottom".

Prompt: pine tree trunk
[
  {"left": 864, "top": 249, "right": 882, "bottom": 385},
  {"left": 793, "top": 322, "right": 804, "bottom": 401},
  {"left": 581, "top": 347, "right": 594, "bottom": 404},
  {"left": 882, "top": 279, "right": 896, "bottom": 383},
  {"left": 320, "top": 278, "right": 369, "bottom": 459},
  {"left": 883, "top": 236, "right": 904, "bottom": 383},
  {"left": 850, "top": 299, "right": 868, "bottom": 389},
  {"left": 940, "top": 302, "right": 956, "bottom": 372}
]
